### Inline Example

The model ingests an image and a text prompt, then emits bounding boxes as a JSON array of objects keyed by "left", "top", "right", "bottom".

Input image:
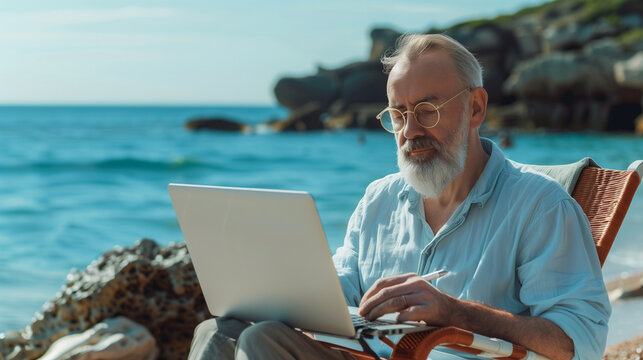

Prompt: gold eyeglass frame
[{"left": 376, "top": 88, "right": 470, "bottom": 133}]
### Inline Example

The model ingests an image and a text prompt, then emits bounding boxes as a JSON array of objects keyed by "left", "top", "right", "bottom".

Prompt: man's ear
[{"left": 469, "top": 87, "right": 488, "bottom": 129}]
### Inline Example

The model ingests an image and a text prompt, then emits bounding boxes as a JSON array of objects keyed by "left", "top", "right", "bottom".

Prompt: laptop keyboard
[{"left": 350, "top": 314, "right": 391, "bottom": 329}]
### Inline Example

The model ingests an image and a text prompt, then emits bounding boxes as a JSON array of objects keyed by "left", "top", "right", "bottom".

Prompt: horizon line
[{"left": 0, "top": 102, "right": 285, "bottom": 108}]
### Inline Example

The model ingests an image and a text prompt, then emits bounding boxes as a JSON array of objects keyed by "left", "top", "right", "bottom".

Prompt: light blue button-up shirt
[{"left": 333, "top": 139, "right": 610, "bottom": 359}]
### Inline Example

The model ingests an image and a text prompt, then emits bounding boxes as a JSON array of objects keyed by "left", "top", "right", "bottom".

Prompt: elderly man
[{"left": 188, "top": 34, "right": 610, "bottom": 360}]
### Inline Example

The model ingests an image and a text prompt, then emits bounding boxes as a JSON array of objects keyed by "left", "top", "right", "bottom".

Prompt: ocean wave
[
  {"left": 3, "top": 157, "right": 225, "bottom": 172},
  {"left": 230, "top": 154, "right": 305, "bottom": 164},
  {"left": 98, "top": 158, "right": 214, "bottom": 170}
]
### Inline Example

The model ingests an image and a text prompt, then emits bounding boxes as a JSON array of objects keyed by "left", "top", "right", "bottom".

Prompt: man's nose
[{"left": 402, "top": 112, "right": 425, "bottom": 139}]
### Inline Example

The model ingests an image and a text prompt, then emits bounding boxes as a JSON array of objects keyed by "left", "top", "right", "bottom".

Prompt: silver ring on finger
[{"left": 401, "top": 295, "right": 408, "bottom": 309}]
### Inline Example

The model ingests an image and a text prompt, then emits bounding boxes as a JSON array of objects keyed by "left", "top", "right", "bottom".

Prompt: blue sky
[{"left": 0, "top": 0, "right": 549, "bottom": 105}]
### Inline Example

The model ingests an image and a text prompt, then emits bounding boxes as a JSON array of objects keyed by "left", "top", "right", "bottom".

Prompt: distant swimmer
[
  {"left": 357, "top": 133, "right": 366, "bottom": 145},
  {"left": 499, "top": 129, "right": 513, "bottom": 148}
]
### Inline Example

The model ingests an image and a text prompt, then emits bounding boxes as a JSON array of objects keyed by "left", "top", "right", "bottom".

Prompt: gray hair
[{"left": 381, "top": 33, "right": 483, "bottom": 89}]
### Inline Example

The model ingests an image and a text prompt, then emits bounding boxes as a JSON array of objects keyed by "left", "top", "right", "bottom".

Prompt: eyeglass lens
[{"left": 380, "top": 103, "right": 439, "bottom": 133}]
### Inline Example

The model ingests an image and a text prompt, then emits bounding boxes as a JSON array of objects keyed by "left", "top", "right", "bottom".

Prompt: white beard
[{"left": 397, "top": 109, "right": 469, "bottom": 199}]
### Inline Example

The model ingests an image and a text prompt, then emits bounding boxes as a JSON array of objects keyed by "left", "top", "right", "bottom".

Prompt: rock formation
[
  {"left": 615, "top": 52, "right": 643, "bottom": 133},
  {"left": 606, "top": 271, "right": 643, "bottom": 302},
  {"left": 0, "top": 239, "right": 209, "bottom": 360},
  {"left": 38, "top": 317, "right": 158, "bottom": 360},
  {"left": 272, "top": 60, "right": 388, "bottom": 131},
  {"left": 262, "top": 0, "right": 643, "bottom": 133},
  {"left": 184, "top": 117, "right": 247, "bottom": 132}
]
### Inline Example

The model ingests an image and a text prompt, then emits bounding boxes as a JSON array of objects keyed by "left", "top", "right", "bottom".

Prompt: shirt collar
[
  {"left": 467, "top": 138, "right": 505, "bottom": 207},
  {"left": 397, "top": 138, "right": 505, "bottom": 208},
  {"left": 398, "top": 183, "right": 419, "bottom": 204}
]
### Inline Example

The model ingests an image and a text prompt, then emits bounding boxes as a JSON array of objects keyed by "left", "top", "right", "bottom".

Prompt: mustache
[{"left": 399, "top": 136, "right": 443, "bottom": 153}]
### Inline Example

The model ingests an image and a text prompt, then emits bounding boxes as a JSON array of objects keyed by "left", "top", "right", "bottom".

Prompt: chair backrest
[{"left": 570, "top": 162, "right": 641, "bottom": 267}]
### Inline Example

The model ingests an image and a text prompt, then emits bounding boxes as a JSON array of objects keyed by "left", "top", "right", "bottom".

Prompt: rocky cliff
[{"left": 270, "top": 0, "right": 643, "bottom": 133}]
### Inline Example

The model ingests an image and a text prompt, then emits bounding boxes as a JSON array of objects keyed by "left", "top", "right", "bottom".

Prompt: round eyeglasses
[{"left": 376, "top": 88, "right": 470, "bottom": 133}]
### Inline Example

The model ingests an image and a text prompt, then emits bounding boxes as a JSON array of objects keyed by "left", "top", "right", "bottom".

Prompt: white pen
[{"left": 421, "top": 270, "right": 448, "bottom": 282}]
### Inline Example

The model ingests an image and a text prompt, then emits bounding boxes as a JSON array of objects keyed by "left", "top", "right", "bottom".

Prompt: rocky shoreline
[
  {"left": 0, "top": 239, "right": 209, "bottom": 360},
  {"left": 603, "top": 335, "right": 643, "bottom": 360},
  {"left": 187, "top": 0, "right": 643, "bottom": 134},
  {"left": 1, "top": 239, "right": 642, "bottom": 359}
]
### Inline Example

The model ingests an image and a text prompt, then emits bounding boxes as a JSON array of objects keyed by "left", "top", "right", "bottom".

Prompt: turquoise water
[{"left": 1, "top": 106, "right": 642, "bottom": 338}]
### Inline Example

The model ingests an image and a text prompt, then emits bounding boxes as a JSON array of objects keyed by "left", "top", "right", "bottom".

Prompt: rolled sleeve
[{"left": 518, "top": 198, "right": 611, "bottom": 360}]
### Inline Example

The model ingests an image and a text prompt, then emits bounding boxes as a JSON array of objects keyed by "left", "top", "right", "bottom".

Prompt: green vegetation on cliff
[
  {"left": 580, "top": 0, "right": 643, "bottom": 24},
  {"left": 616, "top": 28, "right": 643, "bottom": 47},
  {"left": 446, "top": 0, "right": 642, "bottom": 30}
]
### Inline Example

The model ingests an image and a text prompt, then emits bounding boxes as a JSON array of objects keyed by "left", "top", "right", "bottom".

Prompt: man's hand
[
  {"left": 358, "top": 273, "right": 574, "bottom": 360},
  {"left": 358, "top": 272, "right": 456, "bottom": 326}
]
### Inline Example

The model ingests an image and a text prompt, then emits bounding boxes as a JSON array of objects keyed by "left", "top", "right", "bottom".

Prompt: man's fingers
[
  {"left": 360, "top": 279, "right": 442, "bottom": 320},
  {"left": 360, "top": 273, "right": 417, "bottom": 306},
  {"left": 362, "top": 295, "right": 409, "bottom": 320},
  {"left": 366, "top": 293, "right": 431, "bottom": 321},
  {"left": 396, "top": 304, "right": 429, "bottom": 323},
  {"left": 359, "top": 282, "right": 411, "bottom": 316}
]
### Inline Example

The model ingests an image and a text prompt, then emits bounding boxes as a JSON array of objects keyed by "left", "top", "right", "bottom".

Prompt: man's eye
[
  {"left": 390, "top": 112, "right": 404, "bottom": 121},
  {"left": 416, "top": 108, "right": 436, "bottom": 117}
]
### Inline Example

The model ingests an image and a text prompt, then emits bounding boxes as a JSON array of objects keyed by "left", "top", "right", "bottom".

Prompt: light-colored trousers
[{"left": 187, "top": 317, "right": 356, "bottom": 360}]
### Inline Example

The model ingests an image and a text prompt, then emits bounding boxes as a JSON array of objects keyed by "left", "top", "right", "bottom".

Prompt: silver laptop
[{"left": 168, "top": 183, "right": 431, "bottom": 339}]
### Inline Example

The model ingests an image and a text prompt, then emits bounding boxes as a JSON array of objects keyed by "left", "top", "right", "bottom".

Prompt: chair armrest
[
  {"left": 389, "top": 326, "right": 549, "bottom": 360},
  {"left": 320, "top": 326, "right": 550, "bottom": 359}
]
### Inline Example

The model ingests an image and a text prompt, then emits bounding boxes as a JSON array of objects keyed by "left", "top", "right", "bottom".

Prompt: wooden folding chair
[{"left": 322, "top": 160, "right": 642, "bottom": 360}]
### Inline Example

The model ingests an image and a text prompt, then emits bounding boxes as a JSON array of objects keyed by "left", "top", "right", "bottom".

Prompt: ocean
[{"left": 1, "top": 105, "right": 642, "bottom": 345}]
